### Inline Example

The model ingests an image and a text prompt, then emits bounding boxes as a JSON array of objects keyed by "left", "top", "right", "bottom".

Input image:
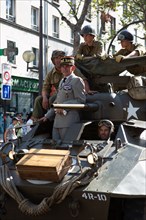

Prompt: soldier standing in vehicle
[
  {"left": 41, "top": 56, "right": 86, "bottom": 142},
  {"left": 75, "top": 25, "right": 104, "bottom": 59},
  {"left": 97, "top": 119, "right": 115, "bottom": 141},
  {"left": 32, "top": 50, "right": 90, "bottom": 120}
]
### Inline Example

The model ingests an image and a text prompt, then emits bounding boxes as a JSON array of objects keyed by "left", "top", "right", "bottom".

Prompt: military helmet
[
  {"left": 117, "top": 30, "right": 133, "bottom": 42},
  {"left": 80, "top": 25, "right": 96, "bottom": 37},
  {"left": 51, "top": 50, "right": 66, "bottom": 62},
  {"left": 98, "top": 119, "right": 114, "bottom": 133}
]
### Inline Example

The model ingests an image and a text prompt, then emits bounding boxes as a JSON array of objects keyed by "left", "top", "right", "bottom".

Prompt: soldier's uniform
[
  {"left": 114, "top": 43, "right": 146, "bottom": 75},
  {"left": 76, "top": 40, "right": 103, "bottom": 57},
  {"left": 114, "top": 43, "right": 145, "bottom": 57},
  {"left": 114, "top": 30, "right": 146, "bottom": 75}
]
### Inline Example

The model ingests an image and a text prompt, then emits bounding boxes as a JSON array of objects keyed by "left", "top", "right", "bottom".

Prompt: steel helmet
[
  {"left": 117, "top": 30, "right": 133, "bottom": 42},
  {"left": 51, "top": 50, "right": 66, "bottom": 63},
  {"left": 98, "top": 119, "right": 114, "bottom": 133},
  {"left": 80, "top": 25, "right": 96, "bottom": 37}
]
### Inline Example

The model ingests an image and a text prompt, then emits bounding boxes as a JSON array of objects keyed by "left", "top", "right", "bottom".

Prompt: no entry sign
[{"left": 2, "top": 63, "right": 12, "bottom": 84}]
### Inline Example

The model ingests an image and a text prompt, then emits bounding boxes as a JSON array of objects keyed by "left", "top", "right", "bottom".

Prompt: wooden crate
[{"left": 16, "top": 148, "right": 72, "bottom": 182}]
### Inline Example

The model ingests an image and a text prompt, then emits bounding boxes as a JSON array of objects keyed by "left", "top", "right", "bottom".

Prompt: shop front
[{"left": 0, "top": 75, "right": 39, "bottom": 130}]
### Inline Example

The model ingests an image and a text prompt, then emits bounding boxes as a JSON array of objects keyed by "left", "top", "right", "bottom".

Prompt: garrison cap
[{"left": 60, "top": 56, "right": 75, "bottom": 66}]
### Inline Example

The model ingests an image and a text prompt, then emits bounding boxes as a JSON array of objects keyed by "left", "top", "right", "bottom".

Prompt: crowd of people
[
  {"left": 4, "top": 112, "right": 34, "bottom": 143},
  {"left": 3, "top": 25, "right": 146, "bottom": 143}
]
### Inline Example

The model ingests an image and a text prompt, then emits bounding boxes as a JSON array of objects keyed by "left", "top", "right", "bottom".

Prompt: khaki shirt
[
  {"left": 113, "top": 43, "right": 145, "bottom": 57},
  {"left": 42, "top": 67, "right": 63, "bottom": 96},
  {"left": 113, "top": 43, "right": 146, "bottom": 75},
  {"left": 76, "top": 40, "right": 104, "bottom": 57},
  {"left": 42, "top": 67, "right": 87, "bottom": 97}
]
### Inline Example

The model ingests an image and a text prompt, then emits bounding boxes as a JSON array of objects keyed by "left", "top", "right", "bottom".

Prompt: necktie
[{"left": 63, "top": 77, "right": 66, "bottom": 83}]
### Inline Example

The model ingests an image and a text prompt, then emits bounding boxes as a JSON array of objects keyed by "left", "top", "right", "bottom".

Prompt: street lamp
[{"left": 22, "top": 50, "right": 38, "bottom": 71}]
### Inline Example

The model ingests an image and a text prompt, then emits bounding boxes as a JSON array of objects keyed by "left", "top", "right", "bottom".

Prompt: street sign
[
  {"left": 2, "top": 63, "right": 12, "bottom": 84},
  {"left": 1, "top": 84, "right": 11, "bottom": 100}
]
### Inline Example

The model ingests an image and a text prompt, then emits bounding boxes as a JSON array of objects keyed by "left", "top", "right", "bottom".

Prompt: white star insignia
[{"left": 124, "top": 101, "right": 139, "bottom": 120}]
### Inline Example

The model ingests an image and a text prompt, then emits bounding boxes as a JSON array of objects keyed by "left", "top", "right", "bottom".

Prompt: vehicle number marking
[{"left": 82, "top": 193, "right": 107, "bottom": 201}]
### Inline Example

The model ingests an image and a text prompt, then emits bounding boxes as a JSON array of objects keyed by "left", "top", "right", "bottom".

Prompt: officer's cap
[{"left": 60, "top": 56, "right": 75, "bottom": 66}]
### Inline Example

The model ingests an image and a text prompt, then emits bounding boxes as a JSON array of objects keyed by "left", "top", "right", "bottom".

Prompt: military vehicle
[{"left": 0, "top": 52, "right": 146, "bottom": 220}]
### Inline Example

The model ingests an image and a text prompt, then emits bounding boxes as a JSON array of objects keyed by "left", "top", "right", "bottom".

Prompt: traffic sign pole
[{"left": 1, "top": 63, "right": 12, "bottom": 136}]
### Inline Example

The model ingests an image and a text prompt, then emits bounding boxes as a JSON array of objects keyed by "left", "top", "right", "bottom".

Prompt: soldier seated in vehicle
[
  {"left": 75, "top": 25, "right": 113, "bottom": 93},
  {"left": 114, "top": 30, "right": 146, "bottom": 75},
  {"left": 75, "top": 25, "right": 104, "bottom": 59},
  {"left": 97, "top": 119, "right": 115, "bottom": 141}
]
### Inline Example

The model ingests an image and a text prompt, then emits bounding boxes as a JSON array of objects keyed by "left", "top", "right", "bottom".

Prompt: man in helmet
[
  {"left": 75, "top": 25, "right": 104, "bottom": 59},
  {"left": 97, "top": 119, "right": 114, "bottom": 140},
  {"left": 114, "top": 30, "right": 145, "bottom": 64},
  {"left": 32, "top": 50, "right": 90, "bottom": 119}
]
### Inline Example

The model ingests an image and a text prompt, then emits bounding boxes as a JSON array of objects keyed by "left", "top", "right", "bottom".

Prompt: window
[
  {"left": 110, "top": 16, "right": 116, "bottom": 35},
  {"left": 6, "top": 0, "right": 15, "bottom": 22},
  {"left": 70, "top": 0, "right": 76, "bottom": 13},
  {"left": 31, "top": 7, "right": 39, "bottom": 31},
  {"left": 32, "top": 48, "right": 39, "bottom": 68},
  {"left": 100, "top": 12, "right": 112, "bottom": 35},
  {"left": 134, "top": 29, "right": 137, "bottom": 42},
  {"left": 86, "top": 4, "right": 91, "bottom": 21},
  {"left": 7, "top": 40, "right": 16, "bottom": 64},
  {"left": 52, "top": 0, "right": 60, "bottom": 6},
  {"left": 123, "top": 1, "right": 128, "bottom": 16},
  {"left": 70, "top": 29, "right": 74, "bottom": 44},
  {"left": 52, "top": 16, "right": 59, "bottom": 38},
  {"left": 111, "top": 45, "right": 116, "bottom": 54}
]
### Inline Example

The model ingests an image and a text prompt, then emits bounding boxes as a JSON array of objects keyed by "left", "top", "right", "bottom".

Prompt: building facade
[{"left": 0, "top": 0, "right": 100, "bottom": 117}]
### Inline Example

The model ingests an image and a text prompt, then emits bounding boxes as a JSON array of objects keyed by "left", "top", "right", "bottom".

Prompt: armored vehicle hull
[{"left": 0, "top": 56, "right": 146, "bottom": 220}]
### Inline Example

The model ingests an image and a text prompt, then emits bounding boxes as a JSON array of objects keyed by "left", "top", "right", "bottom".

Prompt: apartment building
[{"left": 0, "top": 0, "right": 100, "bottom": 116}]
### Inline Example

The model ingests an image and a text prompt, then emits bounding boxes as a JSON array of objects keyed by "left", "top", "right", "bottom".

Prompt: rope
[{"left": 0, "top": 164, "right": 94, "bottom": 216}]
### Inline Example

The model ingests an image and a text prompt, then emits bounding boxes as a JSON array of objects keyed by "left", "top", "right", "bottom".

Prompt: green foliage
[{"left": 115, "top": 0, "right": 146, "bottom": 23}]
